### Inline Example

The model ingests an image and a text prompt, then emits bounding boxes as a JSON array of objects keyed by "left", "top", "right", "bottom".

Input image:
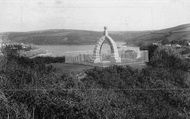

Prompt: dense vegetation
[{"left": 0, "top": 44, "right": 190, "bottom": 119}]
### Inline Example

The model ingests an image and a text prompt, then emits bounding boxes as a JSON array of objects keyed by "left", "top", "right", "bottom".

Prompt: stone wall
[
  {"left": 65, "top": 49, "right": 149, "bottom": 64},
  {"left": 65, "top": 53, "right": 93, "bottom": 64}
]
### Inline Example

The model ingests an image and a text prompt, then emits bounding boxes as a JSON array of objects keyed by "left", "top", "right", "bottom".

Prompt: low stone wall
[{"left": 65, "top": 50, "right": 149, "bottom": 65}]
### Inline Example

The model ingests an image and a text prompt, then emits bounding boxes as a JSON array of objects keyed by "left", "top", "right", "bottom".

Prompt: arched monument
[{"left": 93, "top": 27, "right": 121, "bottom": 63}]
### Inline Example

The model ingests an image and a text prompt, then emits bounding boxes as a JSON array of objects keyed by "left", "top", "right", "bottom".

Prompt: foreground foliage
[{"left": 0, "top": 44, "right": 190, "bottom": 119}]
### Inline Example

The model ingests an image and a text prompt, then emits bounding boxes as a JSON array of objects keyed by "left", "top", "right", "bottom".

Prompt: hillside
[
  {"left": 126, "top": 24, "right": 190, "bottom": 47},
  {"left": 1, "top": 24, "right": 190, "bottom": 47},
  {"left": 2, "top": 29, "right": 148, "bottom": 45}
]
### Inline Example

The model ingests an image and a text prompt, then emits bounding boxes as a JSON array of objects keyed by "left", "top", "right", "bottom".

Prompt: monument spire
[{"left": 103, "top": 26, "right": 108, "bottom": 36}]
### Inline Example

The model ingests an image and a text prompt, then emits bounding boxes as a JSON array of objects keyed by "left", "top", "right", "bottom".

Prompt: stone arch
[{"left": 93, "top": 27, "right": 121, "bottom": 63}]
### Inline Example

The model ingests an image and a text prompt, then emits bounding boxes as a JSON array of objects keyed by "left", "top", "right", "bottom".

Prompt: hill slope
[
  {"left": 2, "top": 24, "right": 190, "bottom": 47},
  {"left": 126, "top": 24, "right": 190, "bottom": 47}
]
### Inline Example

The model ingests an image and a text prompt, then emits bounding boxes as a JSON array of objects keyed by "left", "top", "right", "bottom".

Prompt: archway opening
[{"left": 99, "top": 39, "right": 112, "bottom": 63}]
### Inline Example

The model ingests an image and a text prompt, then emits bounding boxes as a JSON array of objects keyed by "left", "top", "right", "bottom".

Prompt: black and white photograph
[{"left": 0, "top": 0, "right": 190, "bottom": 118}]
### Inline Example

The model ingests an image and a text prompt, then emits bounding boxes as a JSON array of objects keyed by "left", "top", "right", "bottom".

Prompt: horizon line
[{"left": 1, "top": 23, "right": 190, "bottom": 34}]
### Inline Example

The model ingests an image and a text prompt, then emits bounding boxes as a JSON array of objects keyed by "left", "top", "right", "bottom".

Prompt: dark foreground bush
[
  {"left": 31, "top": 56, "right": 65, "bottom": 64},
  {"left": 83, "top": 65, "right": 190, "bottom": 119},
  {"left": 0, "top": 44, "right": 190, "bottom": 119},
  {"left": 147, "top": 45, "right": 190, "bottom": 71}
]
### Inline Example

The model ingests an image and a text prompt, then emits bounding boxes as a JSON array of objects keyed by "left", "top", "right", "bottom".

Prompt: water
[{"left": 35, "top": 42, "right": 126, "bottom": 57}]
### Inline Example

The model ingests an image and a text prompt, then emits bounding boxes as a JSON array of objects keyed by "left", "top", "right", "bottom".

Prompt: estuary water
[{"left": 35, "top": 42, "right": 126, "bottom": 57}]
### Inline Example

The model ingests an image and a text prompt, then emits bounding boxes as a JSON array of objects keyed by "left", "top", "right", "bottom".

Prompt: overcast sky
[{"left": 0, "top": 0, "right": 190, "bottom": 32}]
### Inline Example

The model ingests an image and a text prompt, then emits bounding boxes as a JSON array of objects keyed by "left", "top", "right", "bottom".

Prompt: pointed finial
[{"left": 104, "top": 26, "right": 108, "bottom": 36}]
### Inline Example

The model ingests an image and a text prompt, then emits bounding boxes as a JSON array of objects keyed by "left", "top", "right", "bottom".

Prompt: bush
[
  {"left": 148, "top": 45, "right": 190, "bottom": 71},
  {"left": 0, "top": 43, "right": 190, "bottom": 118}
]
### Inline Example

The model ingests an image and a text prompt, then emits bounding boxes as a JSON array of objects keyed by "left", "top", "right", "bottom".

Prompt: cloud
[
  {"left": 55, "top": 0, "right": 62, "bottom": 4},
  {"left": 0, "top": 0, "right": 190, "bottom": 32}
]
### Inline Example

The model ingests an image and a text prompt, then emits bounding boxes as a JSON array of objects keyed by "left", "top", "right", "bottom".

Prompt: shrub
[
  {"left": 148, "top": 45, "right": 190, "bottom": 71},
  {"left": 0, "top": 43, "right": 190, "bottom": 118}
]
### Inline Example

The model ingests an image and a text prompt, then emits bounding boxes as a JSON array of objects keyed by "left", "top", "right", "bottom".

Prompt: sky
[{"left": 0, "top": 0, "right": 190, "bottom": 32}]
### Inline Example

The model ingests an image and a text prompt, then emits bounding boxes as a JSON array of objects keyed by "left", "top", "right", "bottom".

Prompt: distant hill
[
  {"left": 126, "top": 24, "right": 190, "bottom": 48},
  {"left": 2, "top": 29, "right": 148, "bottom": 45},
  {"left": 1, "top": 24, "right": 190, "bottom": 47}
]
